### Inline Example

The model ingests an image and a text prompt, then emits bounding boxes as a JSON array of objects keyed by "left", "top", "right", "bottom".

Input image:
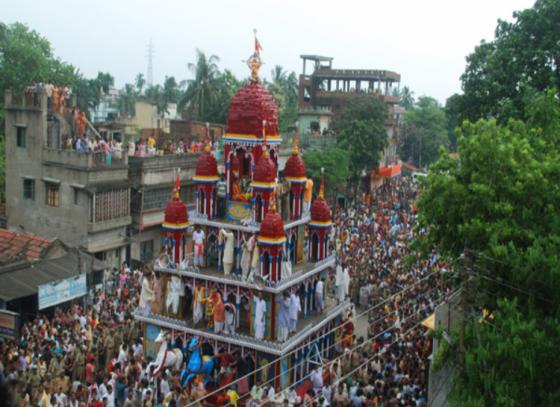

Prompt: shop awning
[
  {"left": 371, "top": 164, "right": 402, "bottom": 179},
  {"left": 0, "top": 253, "right": 103, "bottom": 302},
  {"left": 422, "top": 313, "right": 435, "bottom": 330},
  {"left": 379, "top": 164, "right": 402, "bottom": 177}
]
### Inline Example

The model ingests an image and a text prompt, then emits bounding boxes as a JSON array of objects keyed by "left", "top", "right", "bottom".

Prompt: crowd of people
[
  {"left": 24, "top": 81, "right": 72, "bottom": 112},
  {"left": 0, "top": 176, "right": 447, "bottom": 406},
  {"left": 129, "top": 138, "right": 217, "bottom": 158},
  {"left": 312, "top": 176, "right": 449, "bottom": 406}
]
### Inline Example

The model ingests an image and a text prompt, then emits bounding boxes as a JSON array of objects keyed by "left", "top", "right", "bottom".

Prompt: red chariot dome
[
  {"left": 258, "top": 202, "right": 286, "bottom": 244},
  {"left": 310, "top": 198, "right": 331, "bottom": 223},
  {"left": 252, "top": 151, "right": 277, "bottom": 185},
  {"left": 163, "top": 177, "right": 189, "bottom": 229},
  {"left": 194, "top": 145, "right": 219, "bottom": 181},
  {"left": 310, "top": 175, "right": 331, "bottom": 226},
  {"left": 226, "top": 81, "right": 279, "bottom": 137},
  {"left": 284, "top": 137, "right": 306, "bottom": 181}
]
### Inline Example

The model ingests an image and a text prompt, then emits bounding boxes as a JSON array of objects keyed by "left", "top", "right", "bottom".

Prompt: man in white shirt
[
  {"left": 288, "top": 292, "right": 301, "bottom": 333},
  {"left": 193, "top": 226, "right": 205, "bottom": 267},
  {"left": 44, "top": 81, "right": 54, "bottom": 110},
  {"left": 117, "top": 344, "right": 128, "bottom": 364},
  {"left": 310, "top": 367, "right": 323, "bottom": 394},
  {"left": 253, "top": 292, "right": 266, "bottom": 340},
  {"left": 54, "top": 387, "right": 67, "bottom": 407},
  {"left": 315, "top": 278, "right": 325, "bottom": 312}
]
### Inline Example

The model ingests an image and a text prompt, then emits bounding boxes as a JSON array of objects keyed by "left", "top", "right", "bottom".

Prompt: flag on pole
[{"left": 254, "top": 29, "right": 263, "bottom": 54}]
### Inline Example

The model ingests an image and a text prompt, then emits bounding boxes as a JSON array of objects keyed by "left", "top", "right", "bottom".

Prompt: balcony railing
[
  {"left": 5, "top": 90, "right": 44, "bottom": 110},
  {"left": 42, "top": 147, "right": 128, "bottom": 168}
]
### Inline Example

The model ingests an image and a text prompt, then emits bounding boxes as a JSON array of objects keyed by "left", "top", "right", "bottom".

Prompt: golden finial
[
  {"left": 245, "top": 29, "right": 263, "bottom": 82},
  {"left": 293, "top": 126, "right": 300, "bottom": 155},
  {"left": 204, "top": 143, "right": 210, "bottom": 153},
  {"left": 262, "top": 119, "right": 269, "bottom": 157},
  {"left": 173, "top": 170, "right": 181, "bottom": 199},
  {"left": 319, "top": 167, "right": 325, "bottom": 199}
]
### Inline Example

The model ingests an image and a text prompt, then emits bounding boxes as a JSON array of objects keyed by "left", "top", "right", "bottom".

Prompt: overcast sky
[{"left": 4, "top": 0, "right": 535, "bottom": 103}]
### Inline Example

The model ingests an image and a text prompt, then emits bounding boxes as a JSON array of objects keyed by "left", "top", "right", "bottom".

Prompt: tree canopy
[
  {"left": 458, "top": 0, "right": 560, "bottom": 123},
  {"left": 267, "top": 66, "right": 298, "bottom": 131},
  {"left": 418, "top": 91, "right": 560, "bottom": 406},
  {"left": 0, "top": 22, "right": 75, "bottom": 129},
  {"left": 399, "top": 96, "right": 447, "bottom": 168},
  {"left": 302, "top": 148, "right": 350, "bottom": 197},
  {"left": 334, "top": 96, "right": 388, "bottom": 187},
  {"left": 399, "top": 86, "right": 415, "bottom": 110}
]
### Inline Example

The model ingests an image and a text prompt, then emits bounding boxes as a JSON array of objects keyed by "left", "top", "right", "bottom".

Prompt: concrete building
[
  {"left": 169, "top": 119, "right": 225, "bottom": 145},
  {"left": 4, "top": 89, "right": 301, "bottom": 270},
  {"left": 4, "top": 90, "right": 130, "bottom": 269},
  {"left": 123, "top": 101, "right": 179, "bottom": 134},
  {"left": 128, "top": 154, "right": 198, "bottom": 263},
  {"left": 297, "top": 54, "right": 404, "bottom": 168}
]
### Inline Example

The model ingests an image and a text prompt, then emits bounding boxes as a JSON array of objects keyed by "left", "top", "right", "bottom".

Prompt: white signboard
[{"left": 38, "top": 273, "right": 87, "bottom": 310}]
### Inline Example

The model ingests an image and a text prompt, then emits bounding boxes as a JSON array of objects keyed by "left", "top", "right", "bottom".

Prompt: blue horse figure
[{"left": 180, "top": 336, "right": 215, "bottom": 389}]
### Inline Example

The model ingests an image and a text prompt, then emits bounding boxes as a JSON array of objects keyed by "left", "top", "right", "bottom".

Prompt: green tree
[
  {"left": 135, "top": 73, "right": 146, "bottom": 96},
  {"left": 117, "top": 83, "right": 137, "bottom": 118},
  {"left": 459, "top": 0, "right": 560, "bottom": 122},
  {"left": 0, "top": 138, "right": 5, "bottom": 203},
  {"left": 399, "top": 96, "right": 447, "bottom": 168},
  {"left": 180, "top": 49, "right": 221, "bottom": 120},
  {"left": 399, "top": 86, "right": 415, "bottom": 110},
  {"left": 335, "top": 97, "right": 388, "bottom": 191},
  {"left": 163, "top": 75, "right": 184, "bottom": 104},
  {"left": 445, "top": 93, "right": 462, "bottom": 151},
  {"left": 0, "top": 22, "right": 75, "bottom": 129},
  {"left": 417, "top": 92, "right": 560, "bottom": 405},
  {"left": 302, "top": 148, "right": 350, "bottom": 197},
  {"left": 202, "top": 69, "right": 241, "bottom": 124},
  {"left": 267, "top": 66, "right": 298, "bottom": 131}
]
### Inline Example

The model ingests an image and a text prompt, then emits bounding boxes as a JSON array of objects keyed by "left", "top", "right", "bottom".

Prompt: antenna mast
[{"left": 146, "top": 40, "right": 154, "bottom": 87}]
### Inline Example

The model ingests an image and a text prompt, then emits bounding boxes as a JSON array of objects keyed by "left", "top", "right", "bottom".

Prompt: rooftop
[
  {"left": 300, "top": 55, "right": 334, "bottom": 62},
  {"left": 314, "top": 68, "right": 401, "bottom": 82},
  {"left": 0, "top": 229, "right": 52, "bottom": 264}
]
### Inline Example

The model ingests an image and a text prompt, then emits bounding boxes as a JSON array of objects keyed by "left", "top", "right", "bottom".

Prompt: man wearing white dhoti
[
  {"left": 193, "top": 226, "right": 205, "bottom": 268},
  {"left": 165, "top": 276, "right": 183, "bottom": 315},
  {"left": 241, "top": 234, "right": 255, "bottom": 281},
  {"left": 193, "top": 285, "right": 205, "bottom": 324},
  {"left": 288, "top": 292, "right": 301, "bottom": 333},
  {"left": 253, "top": 292, "right": 266, "bottom": 340},
  {"left": 139, "top": 273, "right": 155, "bottom": 316},
  {"left": 220, "top": 229, "right": 235, "bottom": 276},
  {"left": 335, "top": 264, "right": 350, "bottom": 304},
  {"left": 277, "top": 292, "right": 291, "bottom": 341}
]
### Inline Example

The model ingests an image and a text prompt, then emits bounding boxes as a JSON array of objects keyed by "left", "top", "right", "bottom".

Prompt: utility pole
[
  {"left": 147, "top": 40, "right": 154, "bottom": 88},
  {"left": 459, "top": 251, "right": 472, "bottom": 350}
]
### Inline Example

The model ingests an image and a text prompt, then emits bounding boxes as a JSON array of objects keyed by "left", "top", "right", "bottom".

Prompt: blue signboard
[{"left": 38, "top": 273, "right": 87, "bottom": 310}]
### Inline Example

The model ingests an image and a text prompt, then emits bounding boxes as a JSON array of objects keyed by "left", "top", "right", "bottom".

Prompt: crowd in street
[
  {"left": 308, "top": 176, "right": 449, "bottom": 406},
  {"left": 0, "top": 176, "right": 446, "bottom": 406}
]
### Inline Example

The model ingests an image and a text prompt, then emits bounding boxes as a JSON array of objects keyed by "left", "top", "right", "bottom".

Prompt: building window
[
  {"left": 45, "top": 183, "right": 60, "bottom": 207},
  {"left": 140, "top": 240, "right": 154, "bottom": 262},
  {"left": 16, "top": 126, "right": 26, "bottom": 147},
  {"left": 94, "top": 188, "right": 129, "bottom": 222},
  {"left": 23, "top": 179, "right": 35, "bottom": 200},
  {"left": 73, "top": 189, "right": 80, "bottom": 205},
  {"left": 143, "top": 188, "right": 172, "bottom": 211}
]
